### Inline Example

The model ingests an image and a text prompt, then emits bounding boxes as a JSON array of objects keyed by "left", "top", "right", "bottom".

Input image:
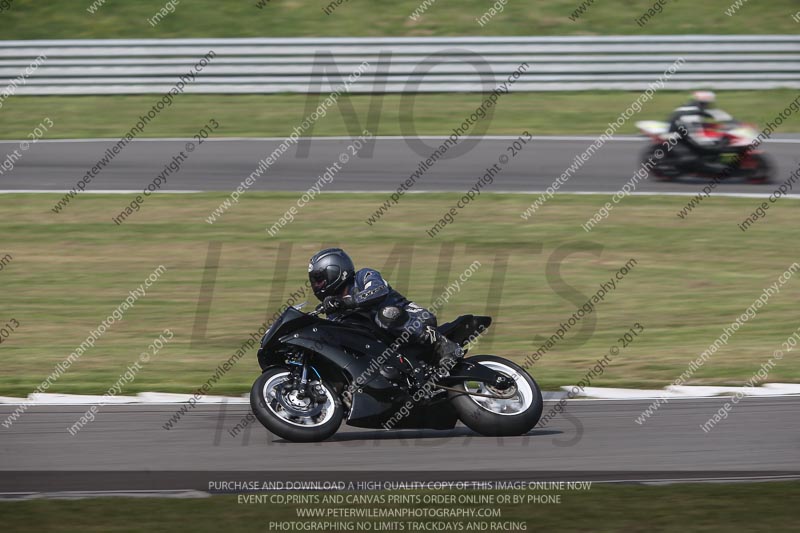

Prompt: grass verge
[
  {"left": 1, "top": 193, "right": 798, "bottom": 396},
  {"left": 2, "top": 0, "right": 799, "bottom": 38},
  {"left": 2, "top": 91, "right": 800, "bottom": 140},
  {"left": 1, "top": 483, "right": 798, "bottom": 532}
]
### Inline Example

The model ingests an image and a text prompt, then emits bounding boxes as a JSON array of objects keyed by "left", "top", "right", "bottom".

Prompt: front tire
[
  {"left": 448, "top": 355, "right": 543, "bottom": 437},
  {"left": 250, "top": 367, "right": 344, "bottom": 443},
  {"left": 641, "top": 145, "right": 680, "bottom": 181}
]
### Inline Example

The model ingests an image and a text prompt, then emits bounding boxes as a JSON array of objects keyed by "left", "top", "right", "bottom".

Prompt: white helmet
[{"left": 692, "top": 91, "right": 716, "bottom": 105}]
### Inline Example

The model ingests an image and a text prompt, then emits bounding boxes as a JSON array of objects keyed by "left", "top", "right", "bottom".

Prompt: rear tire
[
  {"left": 448, "top": 355, "right": 543, "bottom": 437},
  {"left": 250, "top": 367, "right": 344, "bottom": 443},
  {"left": 746, "top": 153, "right": 775, "bottom": 184}
]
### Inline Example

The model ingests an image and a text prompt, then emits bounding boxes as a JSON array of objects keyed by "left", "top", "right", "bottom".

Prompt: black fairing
[
  {"left": 438, "top": 315, "right": 492, "bottom": 346},
  {"left": 254, "top": 307, "right": 489, "bottom": 429}
]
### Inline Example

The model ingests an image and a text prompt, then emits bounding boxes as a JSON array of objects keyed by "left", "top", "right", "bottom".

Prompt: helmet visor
[
  {"left": 310, "top": 270, "right": 328, "bottom": 292},
  {"left": 310, "top": 265, "right": 341, "bottom": 293}
]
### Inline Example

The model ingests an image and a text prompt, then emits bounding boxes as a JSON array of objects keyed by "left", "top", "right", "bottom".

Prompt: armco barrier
[{"left": 0, "top": 35, "right": 798, "bottom": 94}]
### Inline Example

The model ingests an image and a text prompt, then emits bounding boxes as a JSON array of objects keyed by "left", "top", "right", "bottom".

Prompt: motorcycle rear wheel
[
  {"left": 448, "top": 355, "right": 543, "bottom": 437},
  {"left": 745, "top": 153, "right": 775, "bottom": 184}
]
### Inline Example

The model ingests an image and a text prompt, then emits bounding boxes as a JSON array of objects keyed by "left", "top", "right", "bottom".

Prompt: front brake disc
[{"left": 275, "top": 383, "right": 325, "bottom": 418}]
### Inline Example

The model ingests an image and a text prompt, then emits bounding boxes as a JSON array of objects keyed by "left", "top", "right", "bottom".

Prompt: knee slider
[{"left": 376, "top": 306, "right": 405, "bottom": 328}]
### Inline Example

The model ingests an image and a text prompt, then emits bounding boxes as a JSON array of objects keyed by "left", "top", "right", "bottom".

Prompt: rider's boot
[{"left": 433, "top": 336, "right": 463, "bottom": 373}]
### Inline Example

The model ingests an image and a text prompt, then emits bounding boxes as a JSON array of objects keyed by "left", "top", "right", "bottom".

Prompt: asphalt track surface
[
  {"left": 1, "top": 136, "right": 799, "bottom": 194},
  {"left": 1, "top": 397, "right": 798, "bottom": 493}
]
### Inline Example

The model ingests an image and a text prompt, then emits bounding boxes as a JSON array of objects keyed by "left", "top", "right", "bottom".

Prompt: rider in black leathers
[
  {"left": 307, "top": 248, "right": 463, "bottom": 367},
  {"left": 667, "top": 90, "right": 731, "bottom": 171}
]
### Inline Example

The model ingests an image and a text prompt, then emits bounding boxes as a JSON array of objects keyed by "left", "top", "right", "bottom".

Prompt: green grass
[
  {"left": 2, "top": 483, "right": 799, "bottom": 532},
  {"left": 1, "top": 91, "right": 800, "bottom": 140},
  {"left": 1, "top": 193, "right": 799, "bottom": 396},
  {"left": 2, "top": 0, "right": 799, "bottom": 38}
]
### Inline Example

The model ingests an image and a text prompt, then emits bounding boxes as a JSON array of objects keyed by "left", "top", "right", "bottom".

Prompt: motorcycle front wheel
[
  {"left": 250, "top": 367, "right": 344, "bottom": 442},
  {"left": 448, "top": 355, "right": 543, "bottom": 437},
  {"left": 642, "top": 145, "right": 680, "bottom": 181}
]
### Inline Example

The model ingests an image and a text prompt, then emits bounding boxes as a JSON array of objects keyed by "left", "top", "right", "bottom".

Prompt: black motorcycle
[{"left": 250, "top": 303, "right": 543, "bottom": 442}]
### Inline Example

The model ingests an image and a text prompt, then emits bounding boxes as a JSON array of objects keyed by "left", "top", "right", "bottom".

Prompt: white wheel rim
[
  {"left": 463, "top": 361, "right": 533, "bottom": 416},
  {"left": 263, "top": 371, "right": 336, "bottom": 428}
]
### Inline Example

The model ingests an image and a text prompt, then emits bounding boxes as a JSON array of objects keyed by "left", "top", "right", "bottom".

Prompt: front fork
[{"left": 291, "top": 354, "right": 326, "bottom": 403}]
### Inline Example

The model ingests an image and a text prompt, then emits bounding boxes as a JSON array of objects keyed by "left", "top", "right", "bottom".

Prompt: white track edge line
[
  {"left": 0, "top": 136, "right": 798, "bottom": 144},
  {"left": 2, "top": 190, "right": 799, "bottom": 199}
]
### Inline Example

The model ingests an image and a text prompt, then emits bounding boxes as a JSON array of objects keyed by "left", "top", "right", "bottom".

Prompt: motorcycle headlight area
[{"left": 261, "top": 321, "right": 280, "bottom": 346}]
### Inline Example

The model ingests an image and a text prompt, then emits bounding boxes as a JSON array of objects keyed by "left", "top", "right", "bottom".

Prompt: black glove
[{"left": 322, "top": 295, "right": 354, "bottom": 314}]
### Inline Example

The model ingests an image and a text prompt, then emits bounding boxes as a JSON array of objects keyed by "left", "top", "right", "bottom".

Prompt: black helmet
[{"left": 308, "top": 248, "right": 355, "bottom": 301}]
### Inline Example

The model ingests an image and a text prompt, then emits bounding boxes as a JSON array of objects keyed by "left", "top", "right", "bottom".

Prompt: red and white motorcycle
[{"left": 636, "top": 113, "right": 774, "bottom": 183}]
